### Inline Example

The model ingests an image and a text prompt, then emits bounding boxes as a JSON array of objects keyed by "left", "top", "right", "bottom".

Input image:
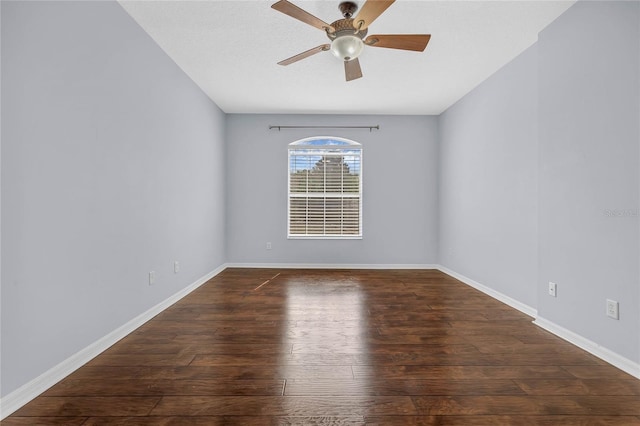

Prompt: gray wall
[
  {"left": 1, "top": 1, "right": 226, "bottom": 396},
  {"left": 438, "top": 45, "right": 539, "bottom": 309},
  {"left": 538, "top": 0, "right": 639, "bottom": 361},
  {"left": 226, "top": 114, "right": 439, "bottom": 265},
  {"left": 438, "top": 0, "right": 639, "bottom": 363}
]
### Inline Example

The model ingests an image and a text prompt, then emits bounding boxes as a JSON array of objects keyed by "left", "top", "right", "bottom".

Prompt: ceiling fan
[{"left": 271, "top": 0, "right": 431, "bottom": 82}]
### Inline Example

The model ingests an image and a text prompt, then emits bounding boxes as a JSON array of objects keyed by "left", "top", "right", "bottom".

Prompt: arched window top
[{"left": 289, "top": 136, "right": 361, "bottom": 148}]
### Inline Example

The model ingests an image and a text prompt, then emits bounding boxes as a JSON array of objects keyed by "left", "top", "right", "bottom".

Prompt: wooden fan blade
[
  {"left": 345, "top": 58, "right": 363, "bottom": 81},
  {"left": 272, "top": 0, "right": 335, "bottom": 32},
  {"left": 352, "top": 0, "right": 395, "bottom": 31},
  {"left": 278, "top": 44, "right": 330, "bottom": 66},
  {"left": 365, "top": 34, "right": 431, "bottom": 51}
]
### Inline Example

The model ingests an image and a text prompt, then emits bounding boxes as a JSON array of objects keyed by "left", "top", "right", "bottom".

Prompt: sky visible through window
[{"left": 289, "top": 138, "right": 361, "bottom": 175}]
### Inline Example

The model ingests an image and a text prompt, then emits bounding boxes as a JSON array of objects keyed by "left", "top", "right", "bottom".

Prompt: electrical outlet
[
  {"left": 149, "top": 271, "right": 156, "bottom": 286},
  {"left": 174, "top": 261, "right": 180, "bottom": 273},
  {"left": 606, "top": 299, "right": 619, "bottom": 320},
  {"left": 266, "top": 242, "right": 272, "bottom": 250},
  {"left": 548, "top": 282, "right": 557, "bottom": 297}
]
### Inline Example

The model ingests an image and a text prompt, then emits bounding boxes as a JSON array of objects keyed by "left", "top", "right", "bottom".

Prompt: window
[{"left": 288, "top": 137, "right": 362, "bottom": 239}]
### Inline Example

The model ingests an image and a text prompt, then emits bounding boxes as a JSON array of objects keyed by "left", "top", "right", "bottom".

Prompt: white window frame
[{"left": 288, "top": 136, "right": 363, "bottom": 239}]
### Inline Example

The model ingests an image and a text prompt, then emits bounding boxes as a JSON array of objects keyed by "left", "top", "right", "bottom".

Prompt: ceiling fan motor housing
[
  {"left": 328, "top": 18, "right": 368, "bottom": 39},
  {"left": 327, "top": 18, "right": 368, "bottom": 61}
]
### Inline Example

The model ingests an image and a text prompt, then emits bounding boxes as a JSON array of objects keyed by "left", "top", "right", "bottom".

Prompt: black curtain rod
[{"left": 268, "top": 125, "right": 379, "bottom": 132}]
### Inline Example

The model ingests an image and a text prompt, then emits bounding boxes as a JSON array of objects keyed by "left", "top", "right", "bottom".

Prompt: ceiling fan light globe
[{"left": 330, "top": 35, "right": 364, "bottom": 61}]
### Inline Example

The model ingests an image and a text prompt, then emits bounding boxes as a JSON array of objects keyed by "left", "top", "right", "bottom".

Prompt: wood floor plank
[
  {"left": 0, "top": 418, "right": 88, "bottom": 425},
  {"left": 5, "top": 268, "right": 639, "bottom": 424},
  {"left": 411, "top": 395, "right": 640, "bottom": 415},
  {"left": 69, "top": 364, "right": 354, "bottom": 381},
  {"left": 41, "top": 378, "right": 285, "bottom": 397},
  {"left": 190, "top": 347, "right": 503, "bottom": 367},
  {"left": 515, "top": 379, "right": 640, "bottom": 395},
  {"left": 81, "top": 417, "right": 367, "bottom": 425},
  {"left": 562, "top": 365, "right": 639, "bottom": 380},
  {"left": 284, "top": 378, "right": 526, "bottom": 396},
  {"left": 85, "top": 353, "right": 196, "bottom": 367},
  {"left": 472, "top": 341, "right": 586, "bottom": 355},
  {"left": 352, "top": 365, "right": 575, "bottom": 380},
  {"left": 150, "top": 396, "right": 417, "bottom": 416},
  {"left": 291, "top": 342, "right": 500, "bottom": 354},
  {"left": 189, "top": 353, "right": 361, "bottom": 366},
  {"left": 364, "top": 416, "right": 640, "bottom": 425},
  {"left": 10, "top": 396, "right": 161, "bottom": 417},
  {"left": 101, "top": 342, "right": 192, "bottom": 355}
]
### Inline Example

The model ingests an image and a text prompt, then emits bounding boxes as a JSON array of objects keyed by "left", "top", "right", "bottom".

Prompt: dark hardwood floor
[{"left": 4, "top": 268, "right": 640, "bottom": 425}]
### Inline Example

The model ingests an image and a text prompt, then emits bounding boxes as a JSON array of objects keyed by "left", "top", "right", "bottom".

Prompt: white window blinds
[{"left": 288, "top": 138, "right": 362, "bottom": 239}]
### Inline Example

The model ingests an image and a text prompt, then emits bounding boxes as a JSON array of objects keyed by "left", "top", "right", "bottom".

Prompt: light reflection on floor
[{"left": 281, "top": 273, "right": 372, "bottom": 415}]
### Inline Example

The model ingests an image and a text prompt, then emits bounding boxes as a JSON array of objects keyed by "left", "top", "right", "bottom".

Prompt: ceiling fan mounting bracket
[{"left": 338, "top": 2, "right": 358, "bottom": 19}]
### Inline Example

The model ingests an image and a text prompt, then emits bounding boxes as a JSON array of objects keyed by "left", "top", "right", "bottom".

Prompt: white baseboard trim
[
  {"left": 0, "top": 264, "right": 227, "bottom": 420},
  {"left": 226, "top": 263, "right": 440, "bottom": 270},
  {"left": 436, "top": 266, "right": 640, "bottom": 379},
  {"left": 436, "top": 265, "right": 538, "bottom": 318},
  {"left": 533, "top": 316, "right": 640, "bottom": 380}
]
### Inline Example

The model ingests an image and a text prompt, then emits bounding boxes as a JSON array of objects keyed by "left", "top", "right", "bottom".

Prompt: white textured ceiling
[{"left": 119, "top": 0, "right": 575, "bottom": 115}]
